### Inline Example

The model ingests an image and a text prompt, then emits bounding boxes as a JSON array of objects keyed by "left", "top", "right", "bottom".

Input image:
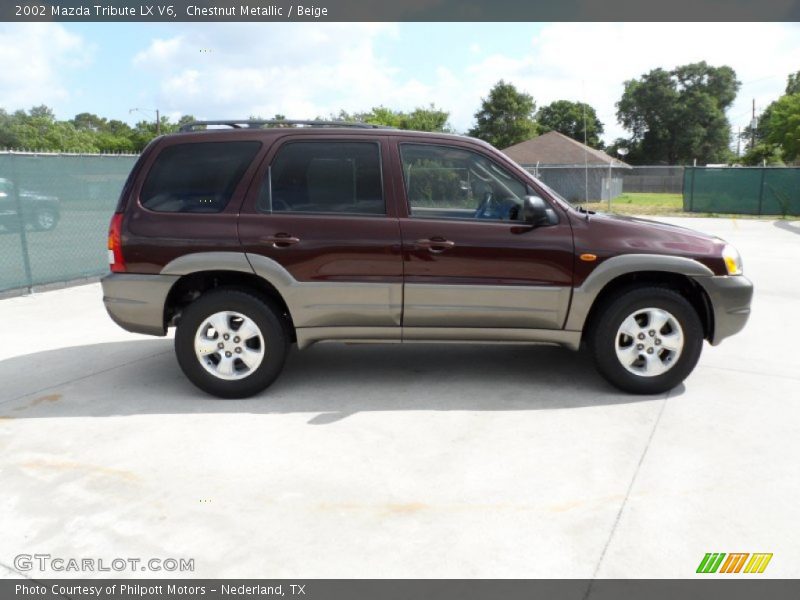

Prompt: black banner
[
  {"left": 3, "top": 0, "right": 800, "bottom": 22},
  {"left": 3, "top": 580, "right": 800, "bottom": 600}
]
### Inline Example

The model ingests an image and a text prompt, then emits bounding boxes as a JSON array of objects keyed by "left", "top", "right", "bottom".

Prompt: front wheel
[
  {"left": 589, "top": 286, "right": 704, "bottom": 394},
  {"left": 175, "top": 289, "right": 289, "bottom": 398}
]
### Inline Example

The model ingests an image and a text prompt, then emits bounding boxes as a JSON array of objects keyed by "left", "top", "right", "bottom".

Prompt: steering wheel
[{"left": 473, "top": 192, "right": 497, "bottom": 219}]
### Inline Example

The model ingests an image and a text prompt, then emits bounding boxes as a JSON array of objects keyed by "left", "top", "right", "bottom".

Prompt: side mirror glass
[{"left": 522, "top": 195, "right": 556, "bottom": 227}]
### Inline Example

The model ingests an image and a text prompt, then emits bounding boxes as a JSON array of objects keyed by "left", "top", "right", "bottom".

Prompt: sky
[{"left": 1, "top": 22, "right": 799, "bottom": 145}]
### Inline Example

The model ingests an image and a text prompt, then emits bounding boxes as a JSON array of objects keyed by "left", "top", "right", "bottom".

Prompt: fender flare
[
  {"left": 564, "top": 254, "right": 713, "bottom": 332},
  {"left": 160, "top": 252, "right": 255, "bottom": 276}
]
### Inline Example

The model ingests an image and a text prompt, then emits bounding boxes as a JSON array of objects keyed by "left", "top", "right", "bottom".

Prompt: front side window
[
  {"left": 141, "top": 141, "right": 261, "bottom": 213},
  {"left": 259, "top": 141, "right": 384, "bottom": 215},
  {"left": 400, "top": 143, "right": 527, "bottom": 221}
]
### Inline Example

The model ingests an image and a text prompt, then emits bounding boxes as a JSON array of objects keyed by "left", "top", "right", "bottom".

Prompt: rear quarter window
[
  {"left": 259, "top": 141, "right": 385, "bottom": 216},
  {"left": 140, "top": 141, "right": 260, "bottom": 213}
]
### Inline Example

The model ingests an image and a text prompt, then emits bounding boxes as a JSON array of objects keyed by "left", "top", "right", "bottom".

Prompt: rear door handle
[
  {"left": 416, "top": 238, "right": 455, "bottom": 254},
  {"left": 261, "top": 233, "right": 300, "bottom": 248}
]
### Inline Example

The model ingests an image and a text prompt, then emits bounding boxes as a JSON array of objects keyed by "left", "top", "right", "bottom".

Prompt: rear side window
[
  {"left": 258, "top": 141, "right": 384, "bottom": 215},
  {"left": 141, "top": 141, "right": 260, "bottom": 213}
]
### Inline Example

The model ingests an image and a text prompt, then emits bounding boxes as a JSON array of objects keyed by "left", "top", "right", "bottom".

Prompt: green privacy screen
[
  {"left": 683, "top": 167, "right": 800, "bottom": 216},
  {"left": 0, "top": 152, "right": 138, "bottom": 292}
]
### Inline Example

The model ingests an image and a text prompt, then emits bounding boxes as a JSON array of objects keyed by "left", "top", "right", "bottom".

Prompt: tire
[
  {"left": 32, "top": 207, "right": 58, "bottom": 231},
  {"left": 589, "top": 286, "right": 703, "bottom": 395},
  {"left": 175, "top": 288, "right": 289, "bottom": 398}
]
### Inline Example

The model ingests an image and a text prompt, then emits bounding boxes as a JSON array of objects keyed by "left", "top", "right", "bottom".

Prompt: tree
[
  {"left": 402, "top": 105, "right": 451, "bottom": 132},
  {"left": 9, "top": 109, "right": 98, "bottom": 152},
  {"left": 0, "top": 108, "right": 18, "bottom": 148},
  {"left": 28, "top": 105, "right": 55, "bottom": 120},
  {"left": 348, "top": 105, "right": 452, "bottom": 132},
  {"left": 786, "top": 71, "right": 800, "bottom": 96},
  {"left": 0, "top": 105, "right": 200, "bottom": 152},
  {"left": 740, "top": 71, "right": 800, "bottom": 164},
  {"left": 764, "top": 92, "right": 800, "bottom": 161},
  {"left": 468, "top": 80, "right": 538, "bottom": 148},
  {"left": 71, "top": 112, "right": 108, "bottom": 132},
  {"left": 742, "top": 142, "right": 784, "bottom": 166},
  {"left": 615, "top": 62, "right": 740, "bottom": 164},
  {"left": 536, "top": 100, "right": 604, "bottom": 148}
]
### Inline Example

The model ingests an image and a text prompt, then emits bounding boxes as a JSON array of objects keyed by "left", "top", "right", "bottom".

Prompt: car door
[
  {"left": 393, "top": 140, "right": 574, "bottom": 330},
  {"left": 238, "top": 135, "right": 403, "bottom": 333}
]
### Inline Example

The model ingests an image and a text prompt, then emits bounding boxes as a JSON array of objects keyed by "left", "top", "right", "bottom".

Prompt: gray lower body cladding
[
  {"left": 101, "top": 252, "right": 751, "bottom": 350},
  {"left": 102, "top": 273, "right": 179, "bottom": 336},
  {"left": 695, "top": 275, "right": 754, "bottom": 345},
  {"left": 101, "top": 267, "right": 577, "bottom": 349}
]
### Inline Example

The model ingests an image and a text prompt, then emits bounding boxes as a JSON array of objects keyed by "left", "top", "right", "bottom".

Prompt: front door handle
[
  {"left": 261, "top": 233, "right": 300, "bottom": 248},
  {"left": 416, "top": 238, "right": 455, "bottom": 254}
]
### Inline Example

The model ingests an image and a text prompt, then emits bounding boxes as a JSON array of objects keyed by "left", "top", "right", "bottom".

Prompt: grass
[
  {"left": 601, "top": 192, "right": 796, "bottom": 219},
  {"left": 607, "top": 193, "right": 683, "bottom": 215}
]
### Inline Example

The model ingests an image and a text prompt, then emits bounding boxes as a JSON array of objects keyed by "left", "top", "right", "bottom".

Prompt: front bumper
[
  {"left": 696, "top": 275, "right": 754, "bottom": 345},
  {"left": 101, "top": 273, "right": 179, "bottom": 336}
]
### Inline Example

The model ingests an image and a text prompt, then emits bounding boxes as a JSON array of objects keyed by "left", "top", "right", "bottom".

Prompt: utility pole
[
  {"left": 129, "top": 107, "right": 161, "bottom": 136},
  {"left": 737, "top": 126, "right": 741, "bottom": 158},
  {"left": 751, "top": 99, "right": 756, "bottom": 151}
]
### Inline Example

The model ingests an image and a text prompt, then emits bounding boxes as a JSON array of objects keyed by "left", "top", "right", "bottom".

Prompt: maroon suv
[{"left": 102, "top": 120, "right": 752, "bottom": 398}]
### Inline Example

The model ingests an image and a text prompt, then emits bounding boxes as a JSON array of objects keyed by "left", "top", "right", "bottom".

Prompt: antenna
[{"left": 582, "top": 90, "right": 589, "bottom": 218}]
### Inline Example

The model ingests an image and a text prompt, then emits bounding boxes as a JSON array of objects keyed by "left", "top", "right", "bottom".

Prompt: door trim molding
[
  {"left": 403, "top": 282, "right": 570, "bottom": 330},
  {"left": 296, "top": 326, "right": 580, "bottom": 350}
]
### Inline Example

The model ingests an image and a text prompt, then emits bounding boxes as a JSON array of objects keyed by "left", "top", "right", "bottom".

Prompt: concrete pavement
[{"left": 1, "top": 217, "right": 798, "bottom": 579}]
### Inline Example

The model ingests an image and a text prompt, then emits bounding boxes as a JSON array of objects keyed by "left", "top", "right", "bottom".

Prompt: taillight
[{"left": 108, "top": 212, "right": 126, "bottom": 273}]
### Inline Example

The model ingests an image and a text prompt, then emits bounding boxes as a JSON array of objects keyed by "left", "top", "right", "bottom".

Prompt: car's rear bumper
[
  {"left": 101, "top": 273, "right": 179, "bottom": 336},
  {"left": 696, "top": 275, "right": 754, "bottom": 345}
]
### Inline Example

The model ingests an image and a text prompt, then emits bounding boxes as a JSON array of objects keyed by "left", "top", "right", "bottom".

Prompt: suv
[
  {"left": 0, "top": 178, "right": 61, "bottom": 232},
  {"left": 102, "top": 120, "right": 753, "bottom": 398}
]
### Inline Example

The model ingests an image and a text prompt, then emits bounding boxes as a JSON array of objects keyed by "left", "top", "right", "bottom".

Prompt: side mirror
[{"left": 522, "top": 195, "right": 555, "bottom": 227}]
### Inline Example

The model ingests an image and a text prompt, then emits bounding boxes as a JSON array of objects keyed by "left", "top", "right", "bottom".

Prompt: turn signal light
[{"left": 722, "top": 244, "right": 743, "bottom": 275}]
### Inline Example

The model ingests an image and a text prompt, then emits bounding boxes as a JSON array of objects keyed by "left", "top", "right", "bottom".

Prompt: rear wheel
[
  {"left": 175, "top": 289, "right": 289, "bottom": 398},
  {"left": 589, "top": 286, "right": 703, "bottom": 394}
]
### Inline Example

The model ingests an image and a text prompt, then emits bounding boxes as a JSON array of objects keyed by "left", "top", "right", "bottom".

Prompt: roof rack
[{"left": 179, "top": 120, "right": 394, "bottom": 132}]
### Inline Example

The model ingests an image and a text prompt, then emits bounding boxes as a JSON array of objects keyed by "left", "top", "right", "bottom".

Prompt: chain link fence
[
  {"left": 524, "top": 165, "right": 626, "bottom": 203},
  {"left": 683, "top": 167, "right": 800, "bottom": 216},
  {"left": 2, "top": 154, "right": 797, "bottom": 295},
  {"left": 0, "top": 151, "right": 138, "bottom": 293},
  {"left": 622, "top": 166, "right": 684, "bottom": 194}
]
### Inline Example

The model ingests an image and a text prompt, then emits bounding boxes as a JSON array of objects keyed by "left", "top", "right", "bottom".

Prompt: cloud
[
  {"left": 130, "top": 22, "right": 800, "bottom": 144},
  {"left": 132, "top": 23, "right": 415, "bottom": 121},
  {"left": 0, "top": 23, "right": 91, "bottom": 110},
  {"left": 445, "top": 23, "right": 800, "bottom": 141},
  {"left": 133, "top": 36, "right": 184, "bottom": 67}
]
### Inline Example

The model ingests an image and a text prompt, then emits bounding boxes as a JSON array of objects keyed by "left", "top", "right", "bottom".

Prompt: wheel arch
[
  {"left": 566, "top": 255, "right": 715, "bottom": 343},
  {"left": 580, "top": 271, "right": 714, "bottom": 344},
  {"left": 161, "top": 253, "right": 296, "bottom": 341}
]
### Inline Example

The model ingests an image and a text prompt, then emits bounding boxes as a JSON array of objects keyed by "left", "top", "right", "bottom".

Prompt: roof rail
[{"left": 178, "top": 119, "right": 394, "bottom": 132}]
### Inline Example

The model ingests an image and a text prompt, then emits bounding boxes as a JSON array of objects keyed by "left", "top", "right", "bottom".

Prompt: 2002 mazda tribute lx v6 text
[{"left": 101, "top": 120, "right": 753, "bottom": 398}]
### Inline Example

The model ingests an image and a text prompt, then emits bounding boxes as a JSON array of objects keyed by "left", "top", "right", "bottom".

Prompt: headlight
[{"left": 722, "top": 244, "right": 743, "bottom": 275}]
